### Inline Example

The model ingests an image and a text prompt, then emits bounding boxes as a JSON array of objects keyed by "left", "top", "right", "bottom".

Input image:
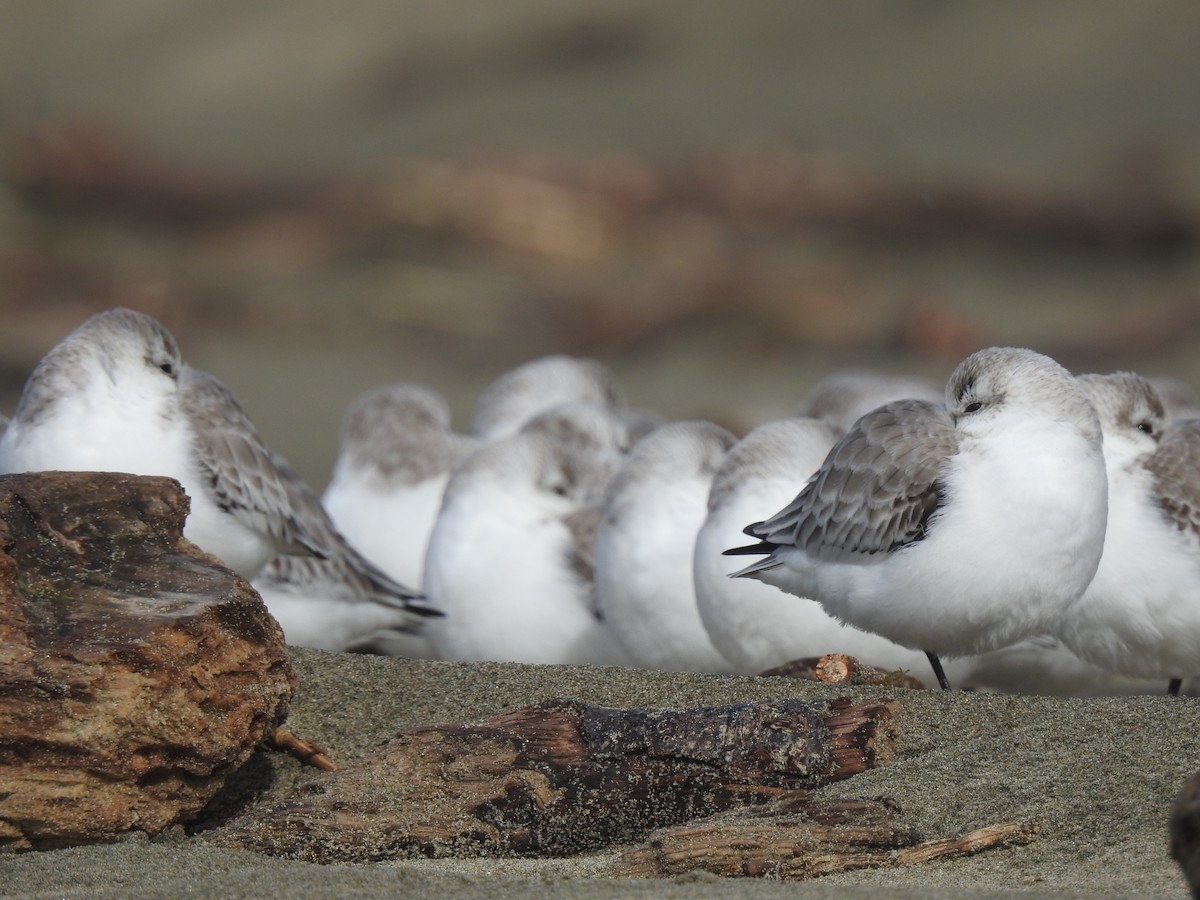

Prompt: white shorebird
[
  {"left": 0, "top": 307, "right": 440, "bottom": 641},
  {"left": 694, "top": 416, "right": 956, "bottom": 682},
  {"left": 797, "top": 369, "right": 942, "bottom": 435},
  {"left": 470, "top": 355, "right": 627, "bottom": 441},
  {"left": 594, "top": 420, "right": 737, "bottom": 672},
  {"left": 726, "top": 347, "right": 1110, "bottom": 689},
  {"left": 323, "top": 382, "right": 479, "bottom": 591},
  {"left": 520, "top": 400, "right": 631, "bottom": 463},
  {"left": 1054, "top": 372, "right": 1200, "bottom": 694},
  {"left": 252, "top": 554, "right": 440, "bottom": 652},
  {"left": 422, "top": 426, "right": 629, "bottom": 665},
  {"left": 959, "top": 633, "right": 1166, "bottom": 697}
]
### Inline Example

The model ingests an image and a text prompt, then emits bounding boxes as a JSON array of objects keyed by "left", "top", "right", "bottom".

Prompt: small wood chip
[{"left": 269, "top": 727, "right": 338, "bottom": 772}]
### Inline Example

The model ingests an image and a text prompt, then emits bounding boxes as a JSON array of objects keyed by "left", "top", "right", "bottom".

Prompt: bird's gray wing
[
  {"left": 181, "top": 366, "right": 434, "bottom": 610},
  {"left": 737, "top": 399, "right": 959, "bottom": 561},
  {"left": 180, "top": 366, "right": 337, "bottom": 558},
  {"left": 1146, "top": 419, "right": 1200, "bottom": 540},
  {"left": 262, "top": 554, "right": 441, "bottom": 621},
  {"left": 564, "top": 503, "right": 604, "bottom": 620}
]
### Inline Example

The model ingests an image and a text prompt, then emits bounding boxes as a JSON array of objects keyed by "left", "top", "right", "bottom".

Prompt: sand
[{"left": 2, "top": 647, "right": 1195, "bottom": 898}]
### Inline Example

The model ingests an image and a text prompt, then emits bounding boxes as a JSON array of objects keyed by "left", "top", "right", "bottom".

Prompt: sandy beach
[
  {"left": 2, "top": 6, "right": 1200, "bottom": 897},
  {"left": 3, "top": 647, "right": 1194, "bottom": 898}
]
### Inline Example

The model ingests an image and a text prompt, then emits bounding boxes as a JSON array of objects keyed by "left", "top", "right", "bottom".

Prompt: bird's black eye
[
  {"left": 1137, "top": 421, "right": 1155, "bottom": 436},
  {"left": 963, "top": 401, "right": 983, "bottom": 414},
  {"left": 159, "top": 362, "right": 177, "bottom": 377},
  {"left": 552, "top": 483, "right": 569, "bottom": 497}
]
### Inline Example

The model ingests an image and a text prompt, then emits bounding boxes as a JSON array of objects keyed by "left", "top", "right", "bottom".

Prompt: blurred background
[{"left": 1, "top": 0, "right": 1199, "bottom": 485}]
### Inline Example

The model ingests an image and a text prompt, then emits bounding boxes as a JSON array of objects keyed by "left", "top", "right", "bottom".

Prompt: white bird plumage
[
  {"left": 323, "top": 382, "right": 478, "bottom": 591},
  {"left": 594, "top": 420, "right": 737, "bottom": 672},
  {"left": 470, "top": 355, "right": 626, "bottom": 441},
  {"left": 695, "top": 415, "right": 957, "bottom": 680},
  {"left": 422, "top": 426, "right": 628, "bottom": 665},
  {"left": 0, "top": 307, "right": 440, "bottom": 651},
  {"left": 1055, "top": 372, "right": 1200, "bottom": 687},
  {"left": 727, "top": 347, "right": 1110, "bottom": 686}
]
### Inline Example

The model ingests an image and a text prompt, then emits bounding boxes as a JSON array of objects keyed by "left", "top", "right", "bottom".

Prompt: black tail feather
[{"left": 722, "top": 540, "right": 777, "bottom": 557}]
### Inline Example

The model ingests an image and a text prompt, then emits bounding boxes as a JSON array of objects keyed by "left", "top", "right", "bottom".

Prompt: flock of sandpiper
[{"left": 3, "top": 307, "right": 1199, "bottom": 696}]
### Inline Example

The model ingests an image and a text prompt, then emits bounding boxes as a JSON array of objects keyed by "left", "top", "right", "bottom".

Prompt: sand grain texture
[{"left": 3, "top": 648, "right": 1195, "bottom": 897}]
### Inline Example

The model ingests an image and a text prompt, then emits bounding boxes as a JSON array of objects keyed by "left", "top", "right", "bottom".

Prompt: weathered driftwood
[
  {"left": 759, "top": 654, "right": 927, "bottom": 690},
  {"left": 203, "top": 696, "right": 899, "bottom": 863},
  {"left": 1170, "top": 769, "right": 1200, "bottom": 897},
  {"left": 613, "top": 791, "right": 1037, "bottom": 879},
  {"left": 0, "top": 471, "right": 295, "bottom": 851},
  {"left": 268, "top": 727, "right": 338, "bottom": 772}
]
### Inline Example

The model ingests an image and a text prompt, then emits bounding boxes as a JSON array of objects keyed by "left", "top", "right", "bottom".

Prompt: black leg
[
  {"left": 1169, "top": 678, "right": 1183, "bottom": 697},
  {"left": 925, "top": 651, "right": 951, "bottom": 691}
]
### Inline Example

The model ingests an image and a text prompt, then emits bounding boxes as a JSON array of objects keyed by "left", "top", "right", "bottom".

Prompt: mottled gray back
[
  {"left": 752, "top": 400, "right": 958, "bottom": 560},
  {"left": 339, "top": 382, "right": 472, "bottom": 485}
]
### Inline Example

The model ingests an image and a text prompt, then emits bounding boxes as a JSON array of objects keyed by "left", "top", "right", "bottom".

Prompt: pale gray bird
[
  {"left": 423, "top": 426, "right": 629, "bottom": 665},
  {"left": 727, "top": 347, "right": 1110, "bottom": 690},
  {"left": 323, "top": 382, "right": 479, "bottom": 591},
  {"left": 797, "top": 369, "right": 942, "bottom": 435},
  {"left": 0, "top": 307, "right": 440, "bottom": 647},
  {"left": 694, "top": 416, "right": 949, "bottom": 679},
  {"left": 470, "top": 355, "right": 627, "bottom": 441},
  {"left": 1056, "top": 372, "right": 1200, "bottom": 695},
  {"left": 594, "top": 420, "right": 738, "bottom": 673}
]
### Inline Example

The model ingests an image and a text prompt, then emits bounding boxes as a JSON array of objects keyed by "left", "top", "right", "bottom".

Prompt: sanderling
[
  {"left": 323, "top": 382, "right": 479, "bottom": 591},
  {"left": 1054, "top": 372, "right": 1200, "bottom": 694},
  {"left": 0, "top": 308, "right": 440, "bottom": 641},
  {"left": 594, "top": 420, "right": 737, "bottom": 672},
  {"left": 422, "top": 426, "right": 629, "bottom": 665},
  {"left": 959, "top": 633, "right": 1166, "bottom": 697},
  {"left": 470, "top": 355, "right": 626, "bottom": 441},
  {"left": 797, "top": 369, "right": 942, "bottom": 434},
  {"left": 519, "top": 399, "right": 631, "bottom": 496},
  {"left": 520, "top": 400, "right": 631, "bottom": 459},
  {"left": 252, "top": 553, "right": 439, "bottom": 653},
  {"left": 694, "top": 416, "right": 949, "bottom": 680},
  {"left": 726, "top": 347, "right": 1110, "bottom": 689}
]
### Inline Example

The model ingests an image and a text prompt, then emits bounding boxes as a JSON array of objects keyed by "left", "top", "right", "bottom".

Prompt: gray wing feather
[
  {"left": 749, "top": 399, "right": 959, "bottom": 560},
  {"left": 564, "top": 503, "right": 603, "bottom": 621},
  {"left": 262, "top": 555, "right": 440, "bottom": 622},
  {"left": 181, "top": 366, "right": 343, "bottom": 558},
  {"left": 1146, "top": 419, "right": 1200, "bottom": 540},
  {"left": 180, "top": 366, "right": 434, "bottom": 609}
]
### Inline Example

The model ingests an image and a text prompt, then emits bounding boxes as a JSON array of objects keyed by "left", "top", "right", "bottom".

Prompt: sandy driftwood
[
  {"left": 203, "top": 696, "right": 899, "bottom": 863},
  {"left": 759, "top": 653, "right": 928, "bottom": 689},
  {"left": 0, "top": 472, "right": 296, "bottom": 851},
  {"left": 1170, "top": 769, "right": 1200, "bottom": 897},
  {"left": 614, "top": 791, "right": 1036, "bottom": 879}
]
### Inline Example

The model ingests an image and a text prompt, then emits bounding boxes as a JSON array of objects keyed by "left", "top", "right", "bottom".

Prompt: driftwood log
[
  {"left": 614, "top": 792, "right": 1037, "bottom": 879},
  {"left": 759, "top": 653, "right": 928, "bottom": 689},
  {"left": 1170, "top": 770, "right": 1200, "bottom": 897},
  {"left": 0, "top": 471, "right": 295, "bottom": 851},
  {"left": 203, "top": 696, "right": 899, "bottom": 863}
]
